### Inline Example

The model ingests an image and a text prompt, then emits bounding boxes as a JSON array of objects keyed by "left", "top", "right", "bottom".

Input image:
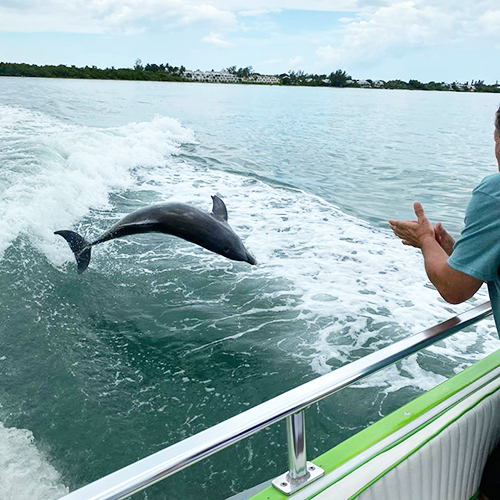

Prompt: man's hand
[
  {"left": 435, "top": 222, "right": 455, "bottom": 256},
  {"left": 389, "top": 202, "right": 482, "bottom": 304},
  {"left": 389, "top": 202, "right": 435, "bottom": 249}
]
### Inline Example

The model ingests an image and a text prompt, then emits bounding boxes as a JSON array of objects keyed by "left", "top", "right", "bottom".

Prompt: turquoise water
[{"left": 1, "top": 77, "right": 499, "bottom": 499}]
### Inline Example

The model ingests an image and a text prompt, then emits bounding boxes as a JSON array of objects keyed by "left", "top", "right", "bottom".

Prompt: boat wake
[{"left": 0, "top": 421, "right": 68, "bottom": 500}]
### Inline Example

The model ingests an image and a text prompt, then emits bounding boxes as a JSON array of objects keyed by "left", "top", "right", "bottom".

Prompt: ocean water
[{"left": 1, "top": 77, "right": 499, "bottom": 499}]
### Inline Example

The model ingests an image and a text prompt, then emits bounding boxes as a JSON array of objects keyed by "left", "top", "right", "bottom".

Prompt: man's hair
[{"left": 496, "top": 105, "right": 500, "bottom": 134}]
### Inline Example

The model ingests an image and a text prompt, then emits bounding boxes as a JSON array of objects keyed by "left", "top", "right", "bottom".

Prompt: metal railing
[{"left": 60, "top": 301, "right": 493, "bottom": 500}]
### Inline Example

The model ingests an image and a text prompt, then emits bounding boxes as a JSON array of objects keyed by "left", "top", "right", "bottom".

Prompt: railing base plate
[{"left": 272, "top": 462, "right": 324, "bottom": 495}]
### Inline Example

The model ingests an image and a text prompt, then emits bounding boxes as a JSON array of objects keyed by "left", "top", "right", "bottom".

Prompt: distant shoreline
[{"left": 1, "top": 61, "right": 500, "bottom": 93}]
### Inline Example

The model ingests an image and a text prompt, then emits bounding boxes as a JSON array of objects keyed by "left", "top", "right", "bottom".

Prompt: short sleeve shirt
[{"left": 448, "top": 173, "right": 500, "bottom": 333}]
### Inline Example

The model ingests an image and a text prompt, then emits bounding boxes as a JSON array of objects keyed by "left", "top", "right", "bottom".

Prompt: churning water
[{"left": 1, "top": 77, "right": 499, "bottom": 499}]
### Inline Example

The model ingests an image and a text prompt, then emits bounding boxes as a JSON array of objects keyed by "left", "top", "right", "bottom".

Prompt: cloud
[
  {"left": 477, "top": 8, "right": 500, "bottom": 35},
  {"left": 289, "top": 55, "right": 304, "bottom": 66},
  {"left": 177, "top": 3, "right": 236, "bottom": 25},
  {"left": 315, "top": 1, "right": 500, "bottom": 68},
  {"left": 239, "top": 8, "right": 282, "bottom": 17},
  {"left": 263, "top": 58, "right": 283, "bottom": 65},
  {"left": 210, "top": 0, "right": 364, "bottom": 13},
  {"left": 0, "top": 0, "right": 368, "bottom": 35},
  {"left": 201, "top": 31, "right": 232, "bottom": 47},
  {"left": 0, "top": 0, "right": 236, "bottom": 34}
]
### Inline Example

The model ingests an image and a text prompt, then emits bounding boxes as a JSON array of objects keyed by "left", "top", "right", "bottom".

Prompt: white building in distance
[{"left": 184, "top": 70, "right": 279, "bottom": 85}]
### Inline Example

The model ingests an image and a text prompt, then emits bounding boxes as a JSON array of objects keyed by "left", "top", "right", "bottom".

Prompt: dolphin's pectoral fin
[{"left": 211, "top": 195, "right": 228, "bottom": 222}]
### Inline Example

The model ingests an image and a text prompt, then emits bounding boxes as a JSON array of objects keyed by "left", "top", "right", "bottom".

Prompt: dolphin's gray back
[{"left": 92, "top": 202, "right": 228, "bottom": 251}]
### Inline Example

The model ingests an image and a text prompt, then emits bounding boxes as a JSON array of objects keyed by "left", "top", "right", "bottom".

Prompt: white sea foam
[
  {"left": 0, "top": 422, "right": 68, "bottom": 500},
  {"left": 0, "top": 104, "right": 195, "bottom": 259}
]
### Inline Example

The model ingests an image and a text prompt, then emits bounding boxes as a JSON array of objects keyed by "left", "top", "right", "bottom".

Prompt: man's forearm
[
  {"left": 420, "top": 236, "right": 454, "bottom": 299},
  {"left": 420, "top": 236, "right": 482, "bottom": 304}
]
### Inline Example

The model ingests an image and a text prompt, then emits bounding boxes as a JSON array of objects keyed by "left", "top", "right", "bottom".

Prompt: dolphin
[{"left": 55, "top": 195, "right": 257, "bottom": 273}]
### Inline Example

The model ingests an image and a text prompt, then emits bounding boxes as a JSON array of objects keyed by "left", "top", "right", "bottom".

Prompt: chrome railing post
[
  {"left": 286, "top": 411, "right": 308, "bottom": 481},
  {"left": 272, "top": 410, "right": 324, "bottom": 495}
]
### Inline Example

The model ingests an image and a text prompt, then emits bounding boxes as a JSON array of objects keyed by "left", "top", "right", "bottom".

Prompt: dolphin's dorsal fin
[{"left": 211, "top": 195, "right": 228, "bottom": 221}]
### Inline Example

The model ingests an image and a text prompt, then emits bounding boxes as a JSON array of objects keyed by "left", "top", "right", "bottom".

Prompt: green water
[{"left": 0, "top": 78, "right": 499, "bottom": 499}]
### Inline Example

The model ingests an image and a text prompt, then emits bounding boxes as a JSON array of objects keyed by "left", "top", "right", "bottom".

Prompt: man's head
[{"left": 495, "top": 105, "right": 500, "bottom": 170}]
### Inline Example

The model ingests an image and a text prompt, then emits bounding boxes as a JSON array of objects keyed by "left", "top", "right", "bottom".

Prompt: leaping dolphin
[{"left": 55, "top": 195, "right": 257, "bottom": 273}]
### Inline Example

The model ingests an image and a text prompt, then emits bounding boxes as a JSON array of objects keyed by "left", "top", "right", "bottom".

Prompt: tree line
[
  {"left": 0, "top": 60, "right": 185, "bottom": 82},
  {"left": 278, "top": 69, "right": 500, "bottom": 93},
  {"left": 1, "top": 61, "right": 499, "bottom": 93}
]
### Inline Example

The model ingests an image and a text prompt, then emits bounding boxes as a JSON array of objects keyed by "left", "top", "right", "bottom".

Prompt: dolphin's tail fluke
[{"left": 54, "top": 230, "right": 92, "bottom": 274}]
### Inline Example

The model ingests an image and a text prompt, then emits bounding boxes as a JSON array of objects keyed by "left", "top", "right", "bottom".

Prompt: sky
[{"left": 0, "top": 0, "right": 499, "bottom": 83}]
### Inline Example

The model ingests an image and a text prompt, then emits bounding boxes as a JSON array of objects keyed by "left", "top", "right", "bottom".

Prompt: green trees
[
  {"left": 328, "top": 69, "right": 351, "bottom": 87},
  {"left": 286, "top": 70, "right": 305, "bottom": 85},
  {"left": 385, "top": 80, "right": 410, "bottom": 90},
  {"left": 279, "top": 69, "right": 345, "bottom": 87},
  {"left": 142, "top": 62, "right": 185, "bottom": 79},
  {"left": 0, "top": 61, "right": 186, "bottom": 82},
  {"left": 408, "top": 79, "right": 426, "bottom": 90},
  {"left": 473, "top": 80, "right": 487, "bottom": 91},
  {"left": 222, "top": 66, "right": 254, "bottom": 78},
  {"left": 239, "top": 66, "right": 253, "bottom": 78},
  {"left": 278, "top": 68, "right": 352, "bottom": 87},
  {"left": 425, "top": 81, "right": 446, "bottom": 91}
]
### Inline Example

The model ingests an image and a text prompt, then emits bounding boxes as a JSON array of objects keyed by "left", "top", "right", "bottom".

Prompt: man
[
  {"left": 390, "top": 107, "right": 500, "bottom": 325},
  {"left": 389, "top": 106, "right": 500, "bottom": 500}
]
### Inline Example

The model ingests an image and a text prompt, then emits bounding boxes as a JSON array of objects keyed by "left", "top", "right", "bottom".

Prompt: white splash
[
  {"left": 0, "top": 105, "right": 195, "bottom": 259},
  {"left": 0, "top": 422, "right": 68, "bottom": 500}
]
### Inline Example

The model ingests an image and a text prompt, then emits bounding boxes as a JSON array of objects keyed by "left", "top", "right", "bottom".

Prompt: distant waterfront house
[
  {"left": 183, "top": 70, "right": 279, "bottom": 85},
  {"left": 357, "top": 79, "right": 372, "bottom": 88},
  {"left": 184, "top": 70, "right": 239, "bottom": 83},
  {"left": 244, "top": 74, "right": 280, "bottom": 84},
  {"left": 444, "top": 82, "right": 476, "bottom": 91},
  {"left": 457, "top": 83, "right": 475, "bottom": 91}
]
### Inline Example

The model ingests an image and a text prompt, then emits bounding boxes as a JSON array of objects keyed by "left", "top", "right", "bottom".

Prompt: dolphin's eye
[{"left": 224, "top": 247, "right": 230, "bottom": 254}]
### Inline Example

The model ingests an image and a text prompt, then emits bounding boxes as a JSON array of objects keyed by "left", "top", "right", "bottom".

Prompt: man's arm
[
  {"left": 419, "top": 234, "right": 483, "bottom": 304},
  {"left": 435, "top": 222, "right": 455, "bottom": 256},
  {"left": 389, "top": 202, "right": 483, "bottom": 304}
]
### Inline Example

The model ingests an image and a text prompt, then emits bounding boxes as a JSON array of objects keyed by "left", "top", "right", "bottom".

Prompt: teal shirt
[{"left": 448, "top": 173, "right": 500, "bottom": 334}]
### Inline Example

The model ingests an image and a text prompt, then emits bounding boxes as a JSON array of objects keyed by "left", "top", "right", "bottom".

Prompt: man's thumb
[{"left": 414, "top": 202, "right": 426, "bottom": 221}]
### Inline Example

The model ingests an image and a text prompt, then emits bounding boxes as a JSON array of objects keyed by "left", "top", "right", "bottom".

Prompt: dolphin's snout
[{"left": 246, "top": 252, "right": 257, "bottom": 265}]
